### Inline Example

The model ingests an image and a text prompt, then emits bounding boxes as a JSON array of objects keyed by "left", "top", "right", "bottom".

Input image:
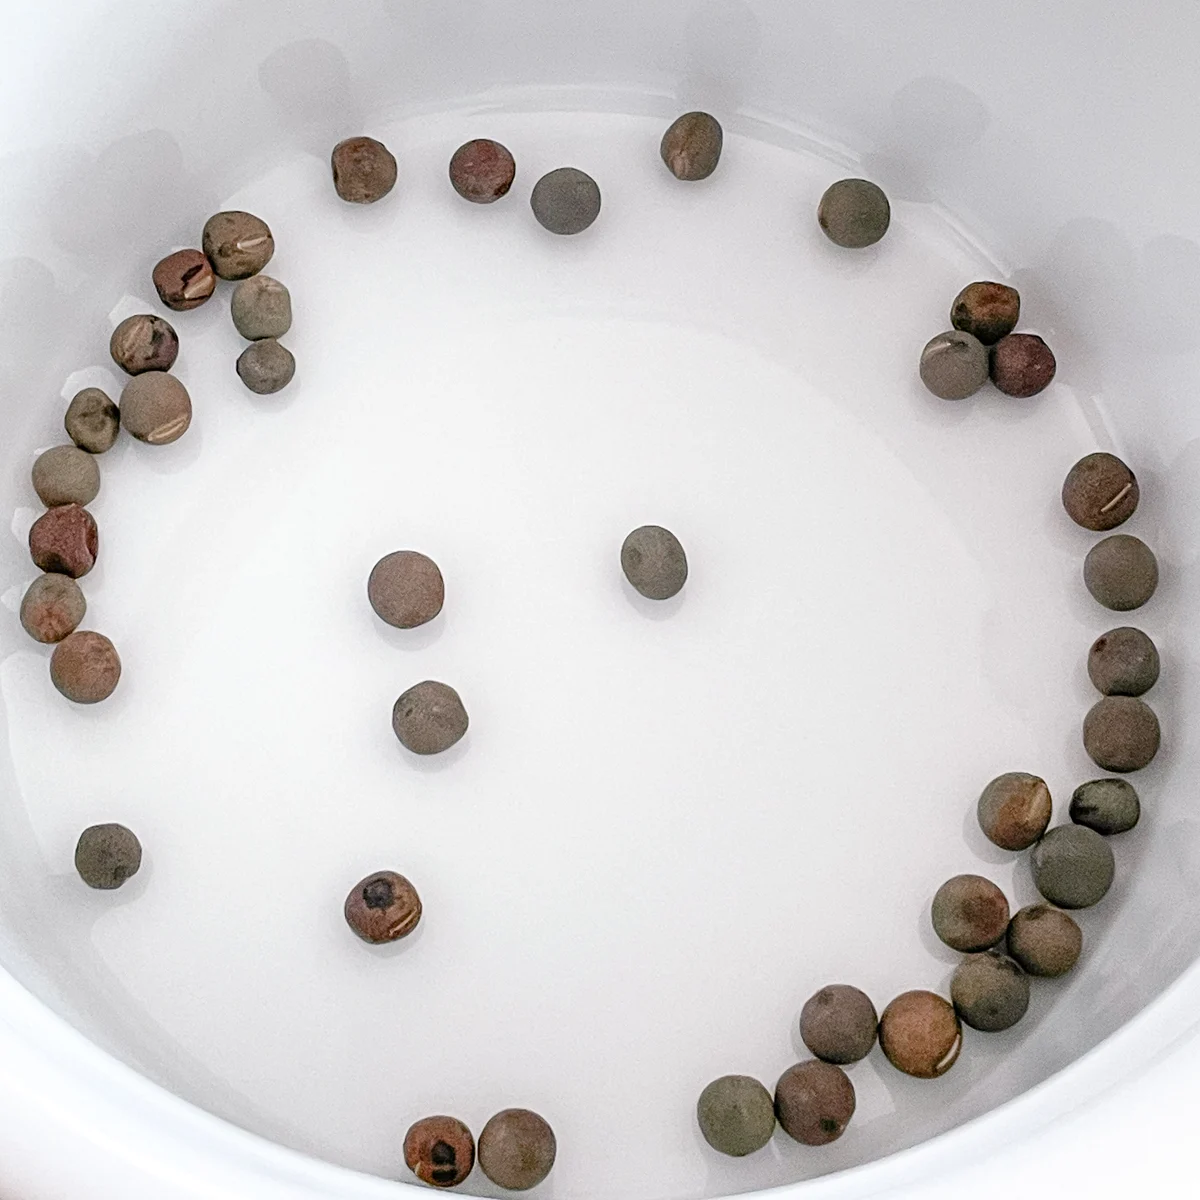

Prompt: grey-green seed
[
  {"left": 231, "top": 275, "right": 292, "bottom": 341},
  {"left": 236, "top": 338, "right": 295, "bottom": 394},
  {"left": 621, "top": 525, "right": 687, "bottom": 600},
  {"left": 799, "top": 984, "right": 878, "bottom": 1064},
  {"left": 75, "top": 823, "right": 141, "bottom": 889},
  {"left": 530, "top": 168, "right": 601, "bottom": 235},
  {"left": 393, "top": 680, "right": 469, "bottom": 755},
  {"left": 696, "top": 1075, "right": 775, "bottom": 1156},
  {"left": 931, "top": 874, "right": 1010, "bottom": 952},
  {"left": 1083, "top": 535, "right": 1158, "bottom": 611},
  {"left": 1088, "top": 627, "right": 1159, "bottom": 696},
  {"left": 951, "top": 951, "right": 1029, "bottom": 1032},
  {"left": 19, "top": 573, "right": 86, "bottom": 644},
  {"left": 919, "top": 330, "right": 989, "bottom": 400},
  {"left": 660, "top": 112, "right": 724, "bottom": 181},
  {"left": 1031, "top": 824, "right": 1115, "bottom": 909},
  {"left": 64, "top": 388, "right": 120, "bottom": 454},
  {"left": 32, "top": 445, "right": 100, "bottom": 507},
  {"left": 1007, "top": 904, "right": 1083, "bottom": 977},
  {"left": 817, "top": 178, "right": 890, "bottom": 248},
  {"left": 1083, "top": 695, "right": 1160, "bottom": 773},
  {"left": 1070, "top": 778, "right": 1140, "bottom": 836}
]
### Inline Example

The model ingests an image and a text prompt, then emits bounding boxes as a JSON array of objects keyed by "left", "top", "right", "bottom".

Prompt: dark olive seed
[
  {"left": 202, "top": 210, "right": 275, "bottom": 280},
  {"left": 977, "top": 772, "right": 1052, "bottom": 851},
  {"left": 344, "top": 871, "right": 421, "bottom": 943},
  {"left": 331, "top": 136, "right": 398, "bottom": 204},
  {"left": 878, "top": 991, "right": 962, "bottom": 1078},
  {"left": 478, "top": 1109, "right": 557, "bottom": 1189},
  {"left": 75, "top": 823, "right": 141, "bottom": 889},
  {"left": 696, "top": 1075, "right": 775, "bottom": 1157},
  {"left": 951, "top": 951, "right": 1030, "bottom": 1032},
  {"left": 64, "top": 388, "right": 120, "bottom": 454},
  {"left": 931, "top": 874, "right": 1010, "bottom": 952},
  {"left": 1031, "top": 824, "right": 1115, "bottom": 909},
  {"left": 393, "top": 681, "right": 469, "bottom": 755},
  {"left": 152, "top": 248, "right": 216, "bottom": 311},
  {"left": 950, "top": 281, "right": 1021, "bottom": 346},
  {"left": 1070, "top": 778, "right": 1140, "bottom": 836},
  {"left": 1062, "top": 452, "right": 1140, "bottom": 531},
  {"left": 1088, "top": 627, "right": 1159, "bottom": 696},
  {"left": 1007, "top": 904, "right": 1083, "bottom": 977},
  {"left": 29, "top": 504, "right": 98, "bottom": 578},
  {"left": 817, "top": 178, "right": 890, "bottom": 248},
  {"left": 20, "top": 573, "right": 86, "bottom": 644},
  {"left": 774, "top": 1061, "right": 855, "bottom": 1146},
  {"left": 50, "top": 630, "right": 121, "bottom": 703},
  {"left": 660, "top": 112, "right": 724, "bottom": 181},
  {"left": 990, "top": 332, "right": 1056, "bottom": 397},
  {"left": 1084, "top": 535, "right": 1158, "bottom": 611},
  {"left": 799, "top": 984, "right": 878, "bottom": 1064},
  {"left": 449, "top": 139, "right": 516, "bottom": 203},
  {"left": 621, "top": 525, "right": 687, "bottom": 600},
  {"left": 1083, "top": 695, "right": 1161, "bottom": 772},
  {"left": 32, "top": 445, "right": 100, "bottom": 508},
  {"left": 231, "top": 275, "right": 292, "bottom": 341},
  {"left": 404, "top": 1116, "right": 475, "bottom": 1188},
  {"left": 110, "top": 314, "right": 179, "bottom": 376},
  {"left": 236, "top": 338, "right": 295, "bottom": 394},
  {"left": 530, "top": 167, "right": 601, "bottom": 235},
  {"left": 920, "top": 330, "right": 989, "bottom": 400}
]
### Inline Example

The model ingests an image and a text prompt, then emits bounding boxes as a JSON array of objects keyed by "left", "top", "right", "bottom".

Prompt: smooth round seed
[
  {"left": 1088, "top": 627, "right": 1159, "bottom": 696},
  {"left": 404, "top": 1116, "right": 475, "bottom": 1188},
  {"left": 50, "top": 630, "right": 121, "bottom": 703},
  {"left": 1084, "top": 535, "right": 1158, "bottom": 611},
  {"left": 64, "top": 388, "right": 120, "bottom": 454},
  {"left": 152, "top": 248, "right": 216, "bottom": 311},
  {"left": 121, "top": 372, "right": 192, "bottom": 444},
  {"left": 919, "top": 330, "right": 989, "bottom": 400},
  {"left": 1083, "top": 695, "right": 1160, "bottom": 772},
  {"left": 990, "top": 332, "right": 1056, "bottom": 397},
  {"left": 236, "top": 339, "right": 295, "bottom": 394},
  {"left": 331, "top": 136, "right": 398, "bottom": 204},
  {"left": 977, "top": 772, "right": 1052, "bottom": 851},
  {"left": 1031, "top": 824, "right": 1115, "bottom": 909},
  {"left": 29, "top": 504, "right": 97, "bottom": 578},
  {"left": 1007, "top": 904, "right": 1083, "bottom": 977},
  {"left": 32, "top": 445, "right": 100, "bottom": 507},
  {"left": 449, "top": 139, "right": 516, "bottom": 203},
  {"left": 202, "top": 210, "right": 274, "bottom": 280},
  {"left": 696, "top": 1076, "right": 775, "bottom": 1157},
  {"left": 878, "top": 991, "right": 962, "bottom": 1079},
  {"left": 20, "top": 573, "right": 86, "bottom": 644},
  {"left": 110, "top": 314, "right": 179, "bottom": 376},
  {"left": 231, "top": 275, "right": 292, "bottom": 341},
  {"left": 951, "top": 951, "right": 1029, "bottom": 1032},
  {"left": 1062, "top": 452, "right": 1139, "bottom": 531},
  {"left": 478, "top": 1109, "right": 557, "bottom": 1189},
  {"left": 931, "top": 874, "right": 1009, "bottom": 952},
  {"left": 393, "top": 681, "right": 469, "bottom": 755},
  {"left": 530, "top": 167, "right": 601, "bottom": 235},
  {"left": 660, "top": 112, "right": 724, "bottom": 181},
  {"left": 75, "top": 823, "right": 141, "bottom": 889},
  {"left": 799, "top": 984, "right": 878, "bottom": 1064},
  {"left": 368, "top": 551, "right": 444, "bottom": 628},
  {"left": 1070, "top": 778, "right": 1140, "bottom": 836},
  {"left": 621, "top": 525, "right": 687, "bottom": 600},
  {"left": 343, "top": 871, "right": 422, "bottom": 944},
  {"left": 817, "top": 178, "right": 890, "bottom": 248},
  {"left": 950, "top": 282, "right": 1021, "bottom": 346},
  {"left": 774, "top": 1061, "right": 855, "bottom": 1146}
]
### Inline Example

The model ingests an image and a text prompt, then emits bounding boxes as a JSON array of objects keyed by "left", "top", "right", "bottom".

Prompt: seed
[
  {"left": 29, "top": 504, "right": 98, "bottom": 578},
  {"left": 817, "top": 178, "right": 890, "bottom": 248},
  {"left": 121, "top": 372, "right": 192, "bottom": 444},
  {"left": 404, "top": 1115, "right": 475, "bottom": 1188},
  {"left": 990, "top": 332, "right": 1056, "bottom": 397},
  {"left": 799, "top": 984, "right": 878, "bottom": 1064},
  {"left": 878, "top": 991, "right": 962, "bottom": 1079},
  {"left": 20, "top": 573, "right": 86, "bottom": 644},
  {"left": 109, "top": 314, "right": 179, "bottom": 376},
  {"left": 530, "top": 168, "right": 601, "bottom": 235},
  {"left": 449, "top": 139, "right": 516, "bottom": 203},
  {"left": 32, "top": 445, "right": 100, "bottom": 507},
  {"left": 774, "top": 1061, "right": 855, "bottom": 1146},
  {"left": 478, "top": 1109, "right": 557, "bottom": 1189},
  {"left": 202, "top": 210, "right": 275, "bottom": 280},
  {"left": 236, "top": 338, "right": 295, "bottom": 394},
  {"left": 950, "top": 282, "right": 1021, "bottom": 346},
  {"left": 152, "top": 249, "right": 216, "bottom": 311},
  {"left": 64, "top": 388, "right": 120, "bottom": 454},
  {"left": 343, "top": 871, "right": 422, "bottom": 943},
  {"left": 1006, "top": 904, "right": 1083, "bottom": 977},
  {"left": 919, "top": 330, "right": 989, "bottom": 400},
  {"left": 393, "top": 681, "right": 469, "bottom": 755},
  {"left": 1062, "top": 452, "right": 1139, "bottom": 531},
  {"left": 230, "top": 275, "right": 292, "bottom": 341},
  {"left": 1031, "top": 824, "right": 1115, "bottom": 909},
  {"left": 931, "top": 874, "right": 1009, "bottom": 952},
  {"left": 1083, "top": 695, "right": 1160, "bottom": 773},
  {"left": 660, "top": 112, "right": 724, "bottom": 181},
  {"left": 1070, "top": 778, "right": 1140, "bottom": 836},
  {"left": 977, "top": 772, "right": 1052, "bottom": 851},
  {"left": 75, "top": 823, "right": 141, "bottom": 889},
  {"left": 1088, "top": 627, "right": 1159, "bottom": 696},
  {"left": 1083, "top": 535, "right": 1158, "bottom": 611},
  {"left": 695, "top": 1076, "right": 775, "bottom": 1157},
  {"left": 368, "top": 551, "right": 444, "bottom": 628},
  {"left": 620, "top": 525, "right": 687, "bottom": 600},
  {"left": 331, "top": 136, "right": 398, "bottom": 204},
  {"left": 50, "top": 630, "right": 121, "bottom": 703},
  {"left": 951, "top": 951, "right": 1029, "bottom": 1032}
]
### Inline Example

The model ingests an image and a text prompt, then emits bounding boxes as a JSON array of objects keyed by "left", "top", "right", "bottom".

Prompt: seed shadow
[
  {"left": 400, "top": 733, "right": 471, "bottom": 774},
  {"left": 371, "top": 614, "right": 446, "bottom": 653},
  {"left": 621, "top": 579, "right": 687, "bottom": 620},
  {"left": 258, "top": 39, "right": 364, "bottom": 159}
]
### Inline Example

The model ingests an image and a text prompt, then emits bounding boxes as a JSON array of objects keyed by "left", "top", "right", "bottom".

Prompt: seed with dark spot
[
  {"left": 695, "top": 1076, "right": 775, "bottom": 1157},
  {"left": 29, "top": 504, "right": 98, "bottom": 578},
  {"left": 236, "top": 339, "right": 295, "bottom": 394},
  {"left": 75, "top": 823, "right": 141, "bottom": 889},
  {"left": 1070, "top": 778, "right": 1140, "bottom": 836},
  {"left": 404, "top": 1116, "right": 475, "bottom": 1188},
  {"left": 331, "top": 136, "right": 398, "bottom": 204},
  {"left": 343, "top": 870, "right": 421, "bottom": 943},
  {"left": 231, "top": 275, "right": 292, "bottom": 341},
  {"left": 951, "top": 952, "right": 1029, "bottom": 1032},
  {"left": 530, "top": 168, "right": 601, "bottom": 235},
  {"left": 478, "top": 1109, "right": 557, "bottom": 1189},
  {"left": 1007, "top": 904, "right": 1083, "bottom": 977},
  {"left": 1031, "top": 824, "right": 1115, "bottom": 909},
  {"left": 919, "top": 330, "right": 989, "bottom": 400},
  {"left": 1083, "top": 695, "right": 1160, "bottom": 773},
  {"left": 1084, "top": 535, "right": 1158, "bottom": 611},
  {"left": 774, "top": 1061, "right": 855, "bottom": 1146},
  {"left": 449, "top": 139, "right": 516, "bottom": 203},
  {"left": 1062, "top": 452, "right": 1139, "bottom": 531},
  {"left": 20, "top": 573, "right": 86, "bottom": 644},
  {"left": 977, "top": 772, "right": 1052, "bottom": 851},
  {"left": 950, "top": 282, "right": 1021, "bottom": 346},
  {"left": 32, "top": 445, "right": 100, "bottom": 508},
  {"left": 990, "top": 333, "right": 1056, "bottom": 397},
  {"left": 878, "top": 991, "right": 962, "bottom": 1079},
  {"left": 50, "top": 630, "right": 121, "bottom": 703},
  {"left": 121, "top": 372, "right": 192, "bottom": 444},
  {"left": 799, "top": 984, "right": 878, "bottom": 1064},
  {"left": 202, "top": 210, "right": 275, "bottom": 280},
  {"left": 393, "top": 680, "right": 469, "bottom": 755},
  {"left": 660, "top": 112, "right": 724, "bottom": 181},
  {"left": 152, "top": 249, "right": 216, "bottom": 311},
  {"left": 817, "top": 178, "right": 890, "bottom": 248},
  {"left": 1088, "top": 627, "right": 1159, "bottom": 697},
  {"left": 931, "top": 874, "right": 1009, "bottom": 952},
  {"left": 621, "top": 525, "right": 687, "bottom": 600},
  {"left": 368, "top": 551, "right": 444, "bottom": 628},
  {"left": 64, "top": 388, "right": 120, "bottom": 454},
  {"left": 110, "top": 314, "right": 179, "bottom": 376}
]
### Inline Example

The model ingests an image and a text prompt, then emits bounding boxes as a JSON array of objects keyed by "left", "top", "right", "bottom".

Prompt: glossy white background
[{"left": 0, "top": 2, "right": 1198, "bottom": 1198}]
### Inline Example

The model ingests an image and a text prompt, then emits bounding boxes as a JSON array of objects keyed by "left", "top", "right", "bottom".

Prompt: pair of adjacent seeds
[{"left": 404, "top": 1109, "right": 556, "bottom": 1191}]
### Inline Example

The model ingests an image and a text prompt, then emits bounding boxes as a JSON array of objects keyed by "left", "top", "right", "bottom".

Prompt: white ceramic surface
[{"left": 0, "top": 2, "right": 1198, "bottom": 1197}]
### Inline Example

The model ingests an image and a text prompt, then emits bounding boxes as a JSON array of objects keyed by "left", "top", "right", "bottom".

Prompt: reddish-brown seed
[
  {"left": 110, "top": 314, "right": 179, "bottom": 375},
  {"left": 29, "top": 504, "right": 98, "bottom": 578},
  {"left": 1062, "top": 452, "right": 1139, "bottom": 531},
  {"left": 343, "top": 871, "right": 422, "bottom": 944},
  {"left": 990, "top": 332, "right": 1056, "bottom": 397},
  {"left": 799, "top": 984, "right": 878, "bottom": 1064},
  {"left": 977, "top": 772, "right": 1052, "bottom": 851},
  {"left": 20, "top": 573, "right": 86, "bottom": 644},
  {"left": 950, "top": 281, "right": 1021, "bottom": 346},
  {"left": 368, "top": 551, "right": 445, "bottom": 628},
  {"left": 331, "top": 136, "right": 398, "bottom": 204},
  {"left": 404, "top": 1116, "right": 475, "bottom": 1188},
  {"left": 878, "top": 991, "right": 962, "bottom": 1078},
  {"left": 50, "top": 631, "right": 121, "bottom": 703},
  {"left": 1007, "top": 904, "right": 1083, "bottom": 978},
  {"left": 152, "top": 249, "right": 217, "bottom": 311},
  {"left": 449, "top": 139, "right": 517, "bottom": 203},
  {"left": 774, "top": 1061, "right": 856, "bottom": 1146},
  {"left": 931, "top": 874, "right": 1010, "bottom": 952}
]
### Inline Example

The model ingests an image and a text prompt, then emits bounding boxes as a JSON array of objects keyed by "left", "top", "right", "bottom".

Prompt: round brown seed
[
  {"left": 478, "top": 1109, "right": 557, "bottom": 1190},
  {"left": 331, "top": 136, "right": 398, "bottom": 204},
  {"left": 660, "top": 112, "right": 724, "bottom": 181},
  {"left": 368, "top": 551, "right": 444, "bottom": 629},
  {"left": 64, "top": 388, "right": 120, "bottom": 454},
  {"left": 1062, "top": 452, "right": 1139, "bottom": 531},
  {"left": 919, "top": 330, "right": 989, "bottom": 400},
  {"left": 818, "top": 178, "right": 890, "bottom": 248},
  {"left": 950, "top": 282, "right": 1021, "bottom": 346},
  {"left": 621, "top": 525, "right": 687, "bottom": 600},
  {"left": 1083, "top": 695, "right": 1161, "bottom": 772},
  {"left": 951, "top": 951, "right": 1029, "bottom": 1032},
  {"left": 110, "top": 314, "right": 179, "bottom": 376},
  {"left": 202, "top": 210, "right": 274, "bottom": 280},
  {"left": 231, "top": 275, "right": 292, "bottom": 341},
  {"left": 152, "top": 248, "right": 216, "bottom": 311},
  {"left": 1031, "top": 824, "right": 1115, "bottom": 909},
  {"left": 799, "top": 984, "right": 878, "bottom": 1065},
  {"left": 1088, "top": 627, "right": 1159, "bottom": 697},
  {"left": 1070, "top": 778, "right": 1140, "bottom": 836},
  {"left": 120, "top": 372, "right": 192, "bottom": 444},
  {"left": 236, "top": 339, "right": 295, "bottom": 394},
  {"left": 50, "top": 630, "right": 121, "bottom": 703},
  {"left": 32, "top": 445, "right": 100, "bottom": 507},
  {"left": 878, "top": 991, "right": 962, "bottom": 1079},
  {"left": 696, "top": 1076, "right": 776, "bottom": 1158},
  {"left": 1084, "top": 535, "right": 1158, "bottom": 611},
  {"left": 449, "top": 139, "right": 516, "bottom": 203},
  {"left": 1006, "top": 904, "right": 1083, "bottom": 977},
  {"left": 404, "top": 1116, "right": 475, "bottom": 1188},
  {"left": 75, "top": 823, "right": 141, "bottom": 889},
  {"left": 977, "top": 772, "right": 1052, "bottom": 851},
  {"left": 774, "top": 1061, "right": 855, "bottom": 1146},
  {"left": 343, "top": 871, "right": 422, "bottom": 944},
  {"left": 20, "top": 573, "right": 86, "bottom": 644},
  {"left": 990, "top": 332, "right": 1056, "bottom": 397},
  {"left": 393, "top": 681, "right": 469, "bottom": 755},
  {"left": 931, "top": 874, "right": 1009, "bottom": 952},
  {"left": 29, "top": 504, "right": 97, "bottom": 578}
]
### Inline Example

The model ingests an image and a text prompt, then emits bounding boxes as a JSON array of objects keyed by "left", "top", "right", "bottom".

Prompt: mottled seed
[
  {"left": 368, "top": 551, "right": 444, "bottom": 628},
  {"left": 331, "top": 136, "right": 398, "bottom": 204},
  {"left": 696, "top": 1076, "right": 775, "bottom": 1157},
  {"left": 919, "top": 330, "right": 989, "bottom": 400},
  {"left": 621, "top": 525, "right": 687, "bottom": 600},
  {"left": 1083, "top": 695, "right": 1160, "bottom": 773},
  {"left": 236, "top": 338, "right": 295, "bottom": 394},
  {"left": 660, "top": 112, "right": 724, "bottom": 181},
  {"left": 931, "top": 874, "right": 1009, "bottom": 952},
  {"left": 1070, "top": 778, "right": 1140, "bottom": 836},
  {"left": 64, "top": 388, "right": 120, "bottom": 454},
  {"left": 110, "top": 314, "right": 178, "bottom": 376},
  {"left": 478, "top": 1109, "right": 557, "bottom": 1189},
  {"left": 1062, "top": 452, "right": 1139, "bottom": 531},
  {"left": 977, "top": 772, "right": 1052, "bottom": 851},
  {"left": 990, "top": 333, "right": 1056, "bottom": 397},
  {"left": 1084, "top": 535, "right": 1158, "bottom": 611},
  {"left": 1031, "top": 824, "right": 1115, "bottom": 909},
  {"left": 530, "top": 168, "right": 601, "bottom": 235},
  {"left": 878, "top": 991, "right": 962, "bottom": 1079},
  {"left": 951, "top": 952, "right": 1029, "bottom": 1032},
  {"left": 50, "top": 630, "right": 121, "bottom": 703},
  {"left": 393, "top": 681, "right": 469, "bottom": 755},
  {"left": 799, "top": 984, "right": 878, "bottom": 1064},
  {"left": 32, "top": 445, "right": 100, "bottom": 507},
  {"left": 152, "top": 248, "right": 216, "bottom": 311},
  {"left": 202, "top": 210, "right": 275, "bottom": 280},
  {"left": 120, "top": 372, "right": 192, "bottom": 444},
  {"left": 75, "top": 823, "right": 141, "bottom": 889},
  {"left": 817, "top": 178, "right": 890, "bottom": 248},
  {"left": 1088, "top": 627, "right": 1159, "bottom": 697},
  {"left": 20, "top": 573, "right": 86, "bottom": 644},
  {"left": 343, "top": 871, "right": 422, "bottom": 944},
  {"left": 950, "top": 282, "right": 1021, "bottom": 346},
  {"left": 404, "top": 1116, "right": 475, "bottom": 1188},
  {"left": 1007, "top": 904, "right": 1083, "bottom": 977},
  {"left": 230, "top": 275, "right": 292, "bottom": 341},
  {"left": 29, "top": 504, "right": 98, "bottom": 578},
  {"left": 774, "top": 1061, "right": 855, "bottom": 1146},
  {"left": 449, "top": 139, "right": 516, "bottom": 203}
]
